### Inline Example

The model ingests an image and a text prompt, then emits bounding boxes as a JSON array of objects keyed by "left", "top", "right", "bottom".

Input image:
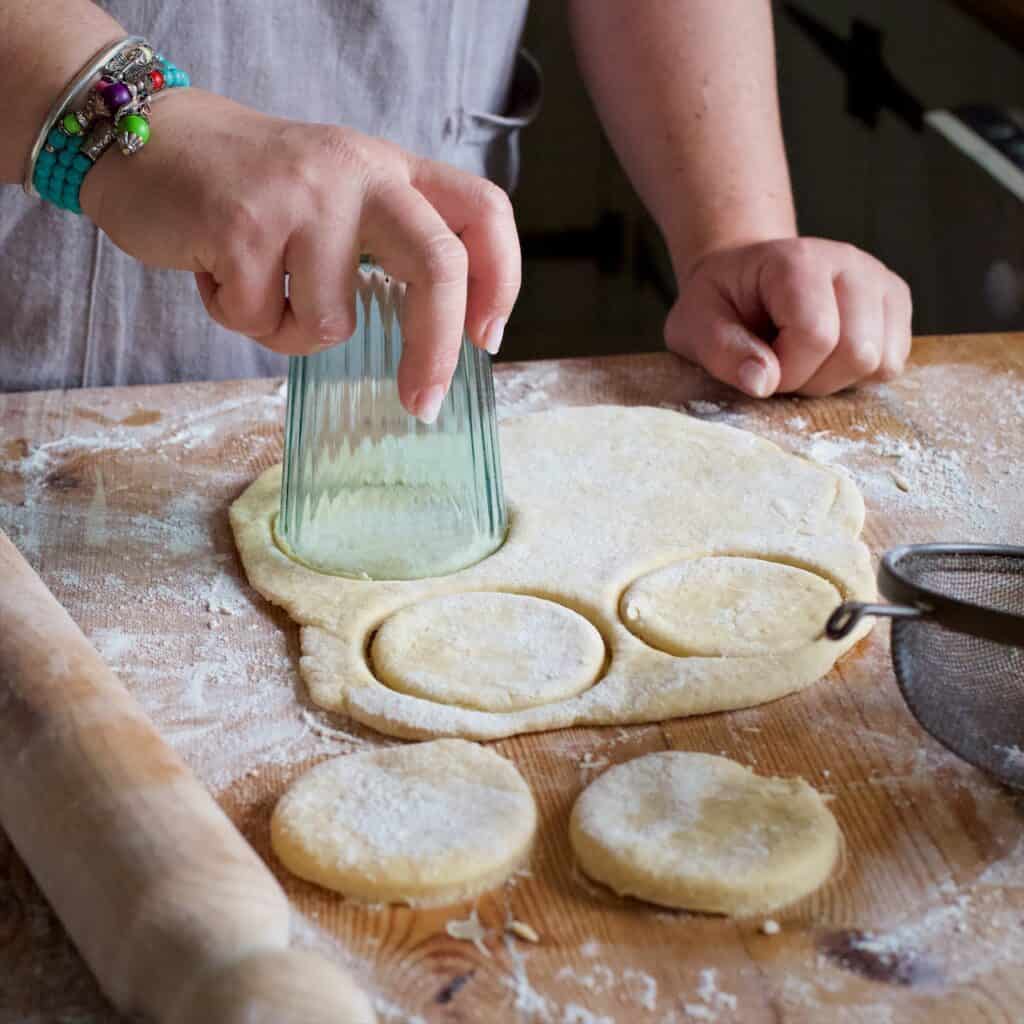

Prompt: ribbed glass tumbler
[{"left": 277, "top": 263, "right": 507, "bottom": 580}]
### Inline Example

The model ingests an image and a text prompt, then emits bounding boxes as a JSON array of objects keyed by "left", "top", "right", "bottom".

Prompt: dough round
[
  {"left": 371, "top": 592, "right": 606, "bottom": 711},
  {"left": 621, "top": 556, "right": 841, "bottom": 657},
  {"left": 569, "top": 751, "right": 840, "bottom": 915},
  {"left": 271, "top": 739, "right": 537, "bottom": 906}
]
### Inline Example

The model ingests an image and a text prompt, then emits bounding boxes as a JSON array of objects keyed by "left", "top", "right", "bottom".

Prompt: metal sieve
[{"left": 826, "top": 544, "right": 1024, "bottom": 789}]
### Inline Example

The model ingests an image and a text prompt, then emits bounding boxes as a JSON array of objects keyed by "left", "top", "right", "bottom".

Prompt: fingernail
[
  {"left": 483, "top": 317, "right": 506, "bottom": 355},
  {"left": 738, "top": 358, "right": 770, "bottom": 398},
  {"left": 413, "top": 385, "right": 445, "bottom": 424}
]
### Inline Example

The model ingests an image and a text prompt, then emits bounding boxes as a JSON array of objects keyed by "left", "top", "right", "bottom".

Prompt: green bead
[
  {"left": 61, "top": 113, "right": 82, "bottom": 135},
  {"left": 119, "top": 114, "right": 150, "bottom": 144}
]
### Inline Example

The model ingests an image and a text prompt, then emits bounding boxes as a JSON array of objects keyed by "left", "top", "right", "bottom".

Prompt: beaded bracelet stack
[{"left": 27, "top": 38, "right": 190, "bottom": 215}]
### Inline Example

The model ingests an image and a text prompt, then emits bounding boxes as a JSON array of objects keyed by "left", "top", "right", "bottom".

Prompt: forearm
[
  {"left": 0, "top": 0, "right": 125, "bottom": 184},
  {"left": 567, "top": 0, "right": 797, "bottom": 281}
]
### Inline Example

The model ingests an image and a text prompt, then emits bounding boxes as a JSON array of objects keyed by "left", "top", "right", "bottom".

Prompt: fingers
[
  {"left": 671, "top": 238, "right": 912, "bottom": 401},
  {"left": 760, "top": 245, "right": 841, "bottom": 393},
  {"left": 193, "top": 196, "right": 361, "bottom": 357},
  {"left": 875, "top": 276, "right": 913, "bottom": 381},
  {"left": 193, "top": 216, "right": 291, "bottom": 351},
  {"left": 361, "top": 182, "right": 469, "bottom": 422},
  {"left": 665, "top": 285, "right": 782, "bottom": 398},
  {"left": 413, "top": 159, "right": 521, "bottom": 356},
  {"left": 279, "top": 212, "right": 361, "bottom": 350},
  {"left": 797, "top": 271, "right": 883, "bottom": 397}
]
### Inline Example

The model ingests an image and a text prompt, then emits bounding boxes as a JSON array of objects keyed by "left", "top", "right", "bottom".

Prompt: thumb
[{"left": 665, "top": 296, "right": 781, "bottom": 399}]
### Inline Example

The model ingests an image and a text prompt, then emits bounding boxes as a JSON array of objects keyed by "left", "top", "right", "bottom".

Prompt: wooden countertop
[{"left": 2, "top": 333, "right": 1023, "bottom": 1023}]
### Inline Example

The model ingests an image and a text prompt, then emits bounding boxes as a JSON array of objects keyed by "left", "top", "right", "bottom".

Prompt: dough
[
  {"left": 231, "top": 406, "right": 874, "bottom": 740},
  {"left": 569, "top": 751, "right": 840, "bottom": 915},
  {"left": 270, "top": 739, "right": 536, "bottom": 906},
  {"left": 620, "top": 556, "right": 842, "bottom": 657},
  {"left": 371, "top": 591, "right": 606, "bottom": 711}
]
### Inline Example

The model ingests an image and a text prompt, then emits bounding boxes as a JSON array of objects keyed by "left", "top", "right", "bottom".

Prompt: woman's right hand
[{"left": 81, "top": 89, "right": 521, "bottom": 422}]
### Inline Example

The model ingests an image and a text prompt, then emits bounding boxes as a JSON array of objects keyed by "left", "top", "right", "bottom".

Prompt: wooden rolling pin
[{"left": 0, "top": 528, "right": 376, "bottom": 1023}]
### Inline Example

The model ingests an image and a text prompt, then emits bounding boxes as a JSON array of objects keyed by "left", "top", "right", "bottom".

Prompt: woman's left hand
[{"left": 665, "top": 237, "right": 913, "bottom": 398}]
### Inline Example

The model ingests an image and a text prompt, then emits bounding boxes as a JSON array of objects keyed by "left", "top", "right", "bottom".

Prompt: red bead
[{"left": 148, "top": 69, "right": 165, "bottom": 92}]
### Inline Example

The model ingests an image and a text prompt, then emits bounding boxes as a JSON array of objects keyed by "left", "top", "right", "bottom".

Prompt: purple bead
[{"left": 102, "top": 81, "right": 132, "bottom": 113}]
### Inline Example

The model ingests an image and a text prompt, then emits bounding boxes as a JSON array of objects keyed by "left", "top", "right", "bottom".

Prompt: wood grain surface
[{"left": 1, "top": 334, "right": 1023, "bottom": 1023}]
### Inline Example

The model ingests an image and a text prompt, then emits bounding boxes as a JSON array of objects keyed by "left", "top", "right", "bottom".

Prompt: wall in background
[{"left": 502, "top": 0, "right": 1024, "bottom": 365}]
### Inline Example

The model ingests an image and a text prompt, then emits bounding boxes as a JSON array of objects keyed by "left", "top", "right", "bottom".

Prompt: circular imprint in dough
[
  {"left": 370, "top": 592, "right": 606, "bottom": 712},
  {"left": 620, "top": 556, "right": 842, "bottom": 657},
  {"left": 271, "top": 739, "right": 537, "bottom": 906},
  {"left": 569, "top": 752, "right": 840, "bottom": 915}
]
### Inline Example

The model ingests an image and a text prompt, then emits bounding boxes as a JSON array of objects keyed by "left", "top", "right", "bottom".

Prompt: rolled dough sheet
[{"left": 231, "top": 405, "right": 874, "bottom": 740}]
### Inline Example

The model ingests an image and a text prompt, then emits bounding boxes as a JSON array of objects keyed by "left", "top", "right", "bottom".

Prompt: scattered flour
[
  {"left": 685, "top": 399, "right": 725, "bottom": 417},
  {"left": 4, "top": 362, "right": 1024, "bottom": 1022},
  {"left": 682, "top": 969, "right": 738, "bottom": 1021},
  {"left": 995, "top": 744, "right": 1024, "bottom": 773}
]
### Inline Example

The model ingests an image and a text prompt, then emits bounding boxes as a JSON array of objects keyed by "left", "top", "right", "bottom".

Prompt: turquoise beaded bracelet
[{"left": 32, "top": 47, "right": 190, "bottom": 215}]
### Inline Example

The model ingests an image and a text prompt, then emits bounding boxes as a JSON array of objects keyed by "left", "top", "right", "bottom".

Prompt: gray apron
[{"left": 0, "top": 1, "right": 540, "bottom": 391}]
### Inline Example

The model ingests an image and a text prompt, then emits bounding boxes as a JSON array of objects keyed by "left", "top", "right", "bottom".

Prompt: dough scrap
[
  {"left": 270, "top": 739, "right": 536, "bottom": 906},
  {"left": 231, "top": 406, "right": 875, "bottom": 741},
  {"left": 620, "top": 556, "right": 842, "bottom": 657},
  {"left": 569, "top": 751, "right": 840, "bottom": 915},
  {"left": 371, "top": 591, "right": 606, "bottom": 712}
]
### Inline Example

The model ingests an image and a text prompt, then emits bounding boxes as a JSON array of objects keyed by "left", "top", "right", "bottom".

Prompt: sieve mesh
[{"left": 886, "top": 549, "right": 1024, "bottom": 788}]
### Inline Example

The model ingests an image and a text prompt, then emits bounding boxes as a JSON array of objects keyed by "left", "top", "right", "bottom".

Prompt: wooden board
[{"left": 2, "top": 334, "right": 1023, "bottom": 1023}]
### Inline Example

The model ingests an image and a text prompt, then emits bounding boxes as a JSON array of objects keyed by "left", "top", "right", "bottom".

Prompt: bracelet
[{"left": 26, "top": 37, "right": 190, "bottom": 215}]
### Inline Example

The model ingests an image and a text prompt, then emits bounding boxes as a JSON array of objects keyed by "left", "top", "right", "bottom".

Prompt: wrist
[
  {"left": 81, "top": 84, "right": 198, "bottom": 224},
  {"left": 666, "top": 211, "right": 798, "bottom": 289}
]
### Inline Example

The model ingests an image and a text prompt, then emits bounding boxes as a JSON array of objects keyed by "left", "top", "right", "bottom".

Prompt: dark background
[{"left": 501, "top": 0, "right": 1024, "bottom": 363}]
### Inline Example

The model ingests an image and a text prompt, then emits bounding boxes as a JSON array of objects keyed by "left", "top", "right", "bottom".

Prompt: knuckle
[
  {"left": 218, "top": 198, "right": 267, "bottom": 252},
  {"left": 832, "top": 240, "right": 861, "bottom": 264},
  {"left": 255, "top": 334, "right": 307, "bottom": 357},
  {"left": 417, "top": 232, "right": 468, "bottom": 285},
  {"left": 313, "top": 127, "right": 369, "bottom": 175},
  {"left": 896, "top": 276, "right": 914, "bottom": 310},
  {"left": 476, "top": 180, "right": 515, "bottom": 222},
  {"left": 845, "top": 338, "right": 883, "bottom": 376},
  {"left": 777, "top": 238, "right": 819, "bottom": 277},
  {"left": 314, "top": 308, "right": 356, "bottom": 341}
]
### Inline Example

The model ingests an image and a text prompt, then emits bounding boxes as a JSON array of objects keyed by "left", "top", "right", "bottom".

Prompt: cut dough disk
[
  {"left": 621, "top": 556, "right": 842, "bottom": 657},
  {"left": 371, "top": 591, "right": 606, "bottom": 711},
  {"left": 271, "top": 739, "right": 537, "bottom": 906},
  {"left": 569, "top": 752, "right": 840, "bottom": 915}
]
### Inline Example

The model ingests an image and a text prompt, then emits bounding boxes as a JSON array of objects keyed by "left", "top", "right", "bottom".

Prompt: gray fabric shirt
[{"left": 0, "top": 1, "right": 539, "bottom": 391}]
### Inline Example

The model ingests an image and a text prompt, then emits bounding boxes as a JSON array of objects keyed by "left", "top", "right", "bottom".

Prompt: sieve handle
[{"left": 825, "top": 601, "right": 925, "bottom": 640}]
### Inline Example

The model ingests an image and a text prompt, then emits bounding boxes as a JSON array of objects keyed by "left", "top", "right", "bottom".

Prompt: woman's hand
[
  {"left": 665, "top": 238, "right": 913, "bottom": 399},
  {"left": 82, "top": 89, "right": 520, "bottom": 421}
]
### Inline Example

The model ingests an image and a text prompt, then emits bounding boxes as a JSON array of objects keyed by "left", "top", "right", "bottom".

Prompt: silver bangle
[{"left": 22, "top": 34, "right": 143, "bottom": 197}]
